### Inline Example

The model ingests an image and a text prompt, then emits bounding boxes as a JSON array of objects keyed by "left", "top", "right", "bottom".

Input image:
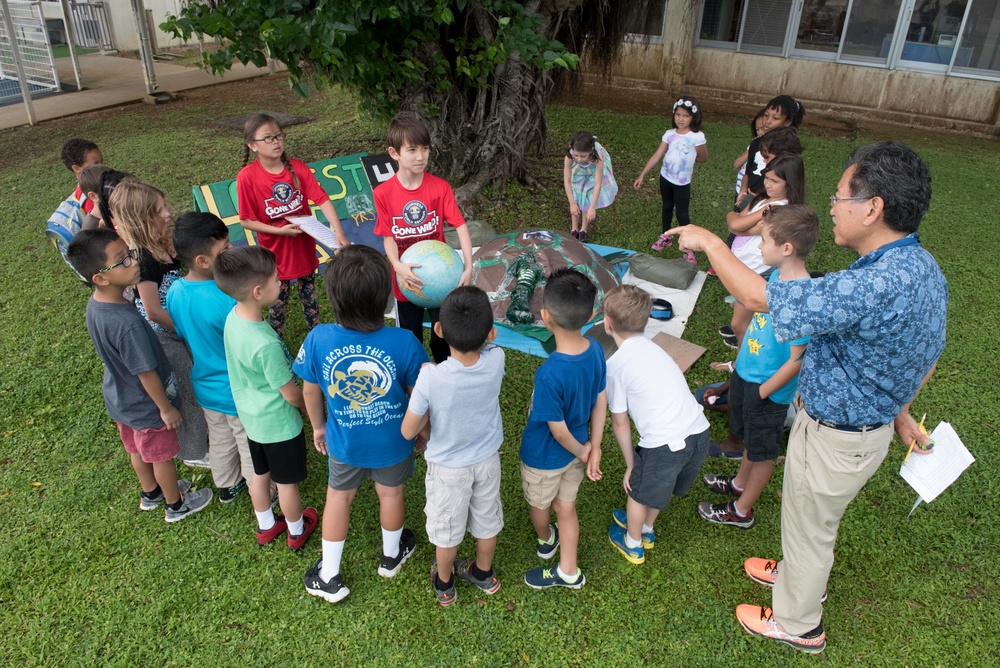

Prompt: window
[
  {"left": 627, "top": 2, "right": 667, "bottom": 39},
  {"left": 952, "top": 0, "right": 1000, "bottom": 75},
  {"left": 839, "top": 0, "right": 905, "bottom": 64},
  {"left": 741, "top": 0, "right": 794, "bottom": 54},
  {"left": 794, "top": 0, "right": 848, "bottom": 54},
  {"left": 699, "top": 0, "right": 746, "bottom": 45},
  {"left": 695, "top": 0, "right": 1000, "bottom": 80}
]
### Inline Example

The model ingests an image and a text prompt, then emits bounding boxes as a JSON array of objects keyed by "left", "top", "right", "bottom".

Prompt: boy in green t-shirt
[{"left": 215, "top": 246, "right": 317, "bottom": 550}]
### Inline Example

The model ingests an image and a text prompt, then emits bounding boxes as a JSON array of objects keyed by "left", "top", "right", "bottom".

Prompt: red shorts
[{"left": 117, "top": 422, "right": 180, "bottom": 463}]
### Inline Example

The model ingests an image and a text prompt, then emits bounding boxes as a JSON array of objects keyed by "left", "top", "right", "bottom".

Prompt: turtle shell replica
[{"left": 471, "top": 229, "right": 621, "bottom": 328}]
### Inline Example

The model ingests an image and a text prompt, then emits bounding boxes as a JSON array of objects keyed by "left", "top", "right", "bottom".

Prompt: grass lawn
[{"left": 0, "top": 77, "right": 996, "bottom": 666}]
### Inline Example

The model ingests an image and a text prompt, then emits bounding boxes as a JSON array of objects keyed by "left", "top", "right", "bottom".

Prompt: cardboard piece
[
  {"left": 584, "top": 325, "right": 707, "bottom": 374},
  {"left": 651, "top": 331, "right": 707, "bottom": 374}
]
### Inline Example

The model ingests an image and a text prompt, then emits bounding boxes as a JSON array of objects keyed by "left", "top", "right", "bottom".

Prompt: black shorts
[
  {"left": 729, "top": 372, "right": 788, "bottom": 462},
  {"left": 247, "top": 429, "right": 308, "bottom": 485},
  {"left": 627, "top": 429, "right": 710, "bottom": 510}
]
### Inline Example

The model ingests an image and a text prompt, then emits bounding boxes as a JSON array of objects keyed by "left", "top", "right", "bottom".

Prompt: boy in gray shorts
[{"left": 402, "top": 286, "right": 505, "bottom": 606}]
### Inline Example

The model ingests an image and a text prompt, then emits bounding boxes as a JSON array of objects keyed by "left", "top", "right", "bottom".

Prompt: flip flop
[{"left": 708, "top": 442, "right": 744, "bottom": 460}]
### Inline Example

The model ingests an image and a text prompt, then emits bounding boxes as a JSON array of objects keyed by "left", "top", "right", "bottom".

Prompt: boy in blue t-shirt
[
  {"left": 295, "top": 245, "right": 428, "bottom": 604},
  {"left": 521, "top": 268, "right": 606, "bottom": 590},
  {"left": 166, "top": 212, "right": 254, "bottom": 505},
  {"left": 698, "top": 205, "right": 818, "bottom": 528}
]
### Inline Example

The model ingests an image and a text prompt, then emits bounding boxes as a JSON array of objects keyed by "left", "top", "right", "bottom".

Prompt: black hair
[
  {"left": 438, "top": 286, "right": 494, "bottom": 353},
  {"left": 386, "top": 111, "right": 431, "bottom": 151},
  {"left": 760, "top": 126, "right": 804, "bottom": 157},
  {"left": 750, "top": 108, "right": 766, "bottom": 139},
  {"left": 96, "top": 170, "right": 135, "bottom": 226},
  {"left": 214, "top": 245, "right": 276, "bottom": 302},
  {"left": 61, "top": 138, "right": 99, "bottom": 171},
  {"left": 242, "top": 113, "right": 299, "bottom": 190},
  {"left": 172, "top": 212, "right": 230, "bottom": 266},
  {"left": 766, "top": 94, "right": 805, "bottom": 128},
  {"left": 566, "top": 131, "right": 599, "bottom": 162},
  {"left": 763, "top": 153, "right": 806, "bottom": 205},
  {"left": 324, "top": 245, "right": 392, "bottom": 333},
  {"left": 543, "top": 268, "right": 597, "bottom": 330},
  {"left": 67, "top": 228, "right": 120, "bottom": 286},
  {"left": 672, "top": 95, "right": 703, "bottom": 132},
  {"left": 845, "top": 141, "right": 931, "bottom": 234}
]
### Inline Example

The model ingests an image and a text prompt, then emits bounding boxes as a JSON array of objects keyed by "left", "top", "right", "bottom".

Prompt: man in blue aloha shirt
[{"left": 669, "top": 141, "right": 947, "bottom": 654}]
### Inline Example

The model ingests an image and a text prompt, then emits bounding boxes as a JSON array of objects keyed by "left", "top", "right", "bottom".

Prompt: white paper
[
  {"left": 287, "top": 215, "right": 339, "bottom": 251},
  {"left": 899, "top": 422, "right": 974, "bottom": 503}
]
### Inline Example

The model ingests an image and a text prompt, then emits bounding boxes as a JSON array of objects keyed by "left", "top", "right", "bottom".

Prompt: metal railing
[{"left": 69, "top": 1, "right": 114, "bottom": 52}]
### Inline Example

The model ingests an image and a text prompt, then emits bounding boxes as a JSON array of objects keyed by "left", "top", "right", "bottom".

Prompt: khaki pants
[
  {"left": 773, "top": 410, "right": 892, "bottom": 635},
  {"left": 203, "top": 408, "right": 254, "bottom": 489}
]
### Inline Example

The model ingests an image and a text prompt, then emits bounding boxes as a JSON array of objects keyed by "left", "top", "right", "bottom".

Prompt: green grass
[{"left": 1, "top": 78, "right": 996, "bottom": 666}]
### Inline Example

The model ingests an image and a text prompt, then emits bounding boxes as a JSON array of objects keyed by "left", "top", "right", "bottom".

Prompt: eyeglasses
[
  {"left": 253, "top": 133, "right": 286, "bottom": 144},
  {"left": 829, "top": 194, "right": 870, "bottom": 208},
  {"left": 99, "top": 248, "right": 138, "bottom": 273}
]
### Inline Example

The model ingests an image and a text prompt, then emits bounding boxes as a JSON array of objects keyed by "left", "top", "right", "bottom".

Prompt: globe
[{"left": 398, "top": 240, "right": 465, "bottom": 308}]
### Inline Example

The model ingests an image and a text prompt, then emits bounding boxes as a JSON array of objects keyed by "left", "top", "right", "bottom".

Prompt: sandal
[{"left": 570, "top": 229, "right": 580, "bottom": 239}]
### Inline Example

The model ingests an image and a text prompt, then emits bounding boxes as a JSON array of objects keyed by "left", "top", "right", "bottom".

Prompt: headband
[{"left": 673, "top": 99, "right": 698, "bottom": 114}]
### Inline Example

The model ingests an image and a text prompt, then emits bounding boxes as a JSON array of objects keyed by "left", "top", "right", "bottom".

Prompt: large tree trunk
[{"left": 405, "top": 1, "right": 558, "bottom": 209}]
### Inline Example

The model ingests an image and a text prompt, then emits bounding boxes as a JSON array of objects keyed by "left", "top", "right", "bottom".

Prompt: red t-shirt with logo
[
  {"left": 373, "top": 172, "right": 466, "bottom": 301},
  {"left": 236, "top": 158, "right": 328, "bottom": 280}
]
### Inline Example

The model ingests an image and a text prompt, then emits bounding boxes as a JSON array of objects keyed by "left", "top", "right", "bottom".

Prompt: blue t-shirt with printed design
[
  {"left": 766, "top": 235, "right": 948, "bottom": 426},
  {"left": 293, "top": 324, "right": 428, "bottom": 468},
  {"left": 520, "top": 338, "right": 606, "bottom": 470},
  {"left": 735, "top": 271, "right": 809, "bottom": 405}
]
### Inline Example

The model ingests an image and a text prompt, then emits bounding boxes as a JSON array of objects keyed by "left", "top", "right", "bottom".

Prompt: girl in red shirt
[{"left": 237, "top": 113, "right": 349, "bottom": 338}]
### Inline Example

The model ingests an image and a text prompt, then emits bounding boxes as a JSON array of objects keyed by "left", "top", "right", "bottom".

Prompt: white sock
[
  {"left": 382, "top": 526, "right": 402, "bottom": 559},
  {"left": 320, "top": 539, "right": 345, "bottom": 582},
  {"left": 288, "top": 515, "right": 305, "bottom": 536},
  {"left": 625, "top": 532, "right": 642, "bottom": 549},
  {"left": 557, "top": 565, "right": 580, "bottom": 582},
  {"left": 255, "top": 508, "right": 275, "bottom": 531},
  {"left": 733, "top": 504, "right": 747, "bottom": 518},
  {"left": 642, "top": 523, "right": 654, "bottom": 534}
]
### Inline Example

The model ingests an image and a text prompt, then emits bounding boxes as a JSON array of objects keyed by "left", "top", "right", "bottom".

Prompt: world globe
[{"left": 398, "top": 240, "right": 465, "bottom": 308}]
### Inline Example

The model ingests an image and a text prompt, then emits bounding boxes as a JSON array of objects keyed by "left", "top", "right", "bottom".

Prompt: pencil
[{"left": 904, "top": 413, "right": 928, "bottom": 463}]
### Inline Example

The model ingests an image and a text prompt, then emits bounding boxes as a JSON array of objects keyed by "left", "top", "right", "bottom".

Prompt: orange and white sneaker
[
  {"left": 735, "top": 604, "right": 826, "bottom": 654},
  {"left": 744, "top": 557, "right": 827, "bottom": 602},
  {"left": 744, "top": 557, "right": 779, "bottom": 586}
]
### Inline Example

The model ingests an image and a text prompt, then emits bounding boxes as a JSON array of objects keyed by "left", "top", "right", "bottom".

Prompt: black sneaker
[
  {"left": 218, "top": 477, "right": 247, "bottom": 504},
  {"left": 723, "top": 334, "right": 739, "bottom": 349},
  {"left": 702, "top": 473, "right": 743, "bottom": 497},
  {"left": 304, "top": 558, "right": 350, "bottom": 603},
  {"left": 698, "top": 500, "right": 755, "bottom": 529},
  {"left": 536, "top": 523, "right": 560, "bottom": 559},
  {"left": 718, "top": 325, "right": 734, "bottom": 337},
  {"left": 454, "top": 558, "right": 502, "bottom": 594},
  {"left": 377, "top": 527, "right": 416, "bottom": 578}
]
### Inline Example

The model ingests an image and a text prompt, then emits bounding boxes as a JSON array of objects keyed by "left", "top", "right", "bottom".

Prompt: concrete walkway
[{"left": 0, "top": 53, "right": 281, "bottom": 130}]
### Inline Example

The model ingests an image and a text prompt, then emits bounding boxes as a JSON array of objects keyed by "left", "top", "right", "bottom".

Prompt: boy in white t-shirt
[
  {"left": 603, "top": 285, "right": 711, "bottom": 564},
  {"left": 402, "top": 286, "right": 506, "bottom": 606}
]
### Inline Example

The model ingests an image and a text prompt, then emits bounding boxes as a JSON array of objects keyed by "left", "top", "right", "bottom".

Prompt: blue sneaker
[
  {"left": 524, "top": 566, "right": 585, "bottom": 589},
  {"left": 611, "top": 508, "right": 655, "bottom": 549},
  {"left": 608, "top": 523, "right": 645, "bottom": 564},
  {"left": 536, "top": 524, "right": 559, "bottom": 560}
]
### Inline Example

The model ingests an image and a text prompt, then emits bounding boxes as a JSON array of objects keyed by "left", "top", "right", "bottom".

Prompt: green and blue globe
[{"left": 398, "top": 240, "right": 464, "bottom": 308}]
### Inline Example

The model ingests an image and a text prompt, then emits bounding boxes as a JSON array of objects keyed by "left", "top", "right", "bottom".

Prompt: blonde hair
[
  {"left": 604, "top": 284, "right": 651, "bottom": 335},
  {"left": 109, "top": 178, "right": 173, "bottom": 264}
]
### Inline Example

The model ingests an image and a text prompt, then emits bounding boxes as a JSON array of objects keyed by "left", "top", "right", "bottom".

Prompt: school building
[{"left": 616, "top": 0, "right": 1000, "bottom": 135}]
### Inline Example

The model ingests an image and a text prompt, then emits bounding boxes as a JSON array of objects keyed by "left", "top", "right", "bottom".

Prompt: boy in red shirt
[{"left": 374, "top": 112, "right": 474, "bottom": 363}]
